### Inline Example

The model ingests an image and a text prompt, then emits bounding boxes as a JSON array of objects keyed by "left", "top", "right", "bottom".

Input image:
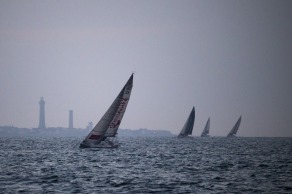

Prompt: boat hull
[
  {"left": 177, "top": 135, "right": 194, "bottom": 139},
  {"left": 79, "top": 143, "right": 118, "bottom": 149}
]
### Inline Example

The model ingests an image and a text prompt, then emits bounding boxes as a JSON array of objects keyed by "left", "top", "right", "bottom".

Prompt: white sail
[
  {"left": 201, "top": 117, "right": 210, "bottom": 137},
  {"left": 178, "top": 107, "right": 195, "bottom": 138},
  {"left": 80, "top": 74, "right": 133, "bottom": 148},
  {"left": 227, "top": 116, "right": 241, "bottom": 137}
]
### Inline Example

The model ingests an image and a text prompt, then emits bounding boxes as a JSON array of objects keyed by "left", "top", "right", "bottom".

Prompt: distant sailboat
[
  {"left": 178, "top": 107, "right": 195, "bottom": 138},
  {"left": 201, "top": 117, "right": 210, "bottom": 137},
  {"left": 80, "top": 74, "right": 133, "bottom": 148},
  {"left": 227, "top": 116, "right": 241, "bottom": 137}
]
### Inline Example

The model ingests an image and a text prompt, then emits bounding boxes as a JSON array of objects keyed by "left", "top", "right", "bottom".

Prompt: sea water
[{"left": 0, "top": 137, "right": 291, "bottom": 193}]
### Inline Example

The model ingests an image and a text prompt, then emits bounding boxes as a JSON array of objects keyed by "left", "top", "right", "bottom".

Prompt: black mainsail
[
  {"left": 201, "top": 117, "right": 210, "bottom": 137},
  {"left": 178, "top": 107, "right": 195, "bottom": 138},
  {"left": 227, "top": 116, "right": 241, "bottom": 137},
  {"left": 80, "top": 74, "right": 133, "bottom": 148}
]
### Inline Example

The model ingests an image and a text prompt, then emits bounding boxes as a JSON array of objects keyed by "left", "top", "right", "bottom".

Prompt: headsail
[
  {"left": 178, "top": 107, "right": 195, "bottom": 138},
  {"left": 227, "top": 116, "right": 241, "bottom": 137},
  {"left": 201, "top": 117, "right": 210, "bottom": 137},
  {"left": 80, "top": 74, "right": 133, "bottom": 148}
]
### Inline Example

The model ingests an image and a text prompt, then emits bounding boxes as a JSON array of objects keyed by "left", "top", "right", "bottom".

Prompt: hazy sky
[{"left": 0, "top": 0, "right": 291, "bottom": 137}]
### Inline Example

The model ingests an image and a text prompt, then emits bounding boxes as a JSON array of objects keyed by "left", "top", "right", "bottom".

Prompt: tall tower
[
  {"left": 69, "top": 110, "right": 73, "bottom": 129},
  {"left": 38, "top": 97, "right": 46, "bottom": 129}
]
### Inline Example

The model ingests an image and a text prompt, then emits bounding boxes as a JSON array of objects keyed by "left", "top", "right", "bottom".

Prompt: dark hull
[{"left": 79, "top": 142, "right": 118, "bottom": 149}]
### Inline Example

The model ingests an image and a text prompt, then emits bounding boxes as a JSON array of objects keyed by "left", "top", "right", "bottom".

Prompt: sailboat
[
  {"left": 178, "top": 107, "right": 195, "bottom": 138},
  {"left": 80, "top": 74, "right": 133, "bottom": 148},
  {"left": 201, "top": 117, "right": 210, "bottom": 137},
  {"left": 227, "top": 116, "right": 241, "bottom": 137}
]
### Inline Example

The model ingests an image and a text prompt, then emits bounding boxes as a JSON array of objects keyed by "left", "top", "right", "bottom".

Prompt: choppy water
[{"left": 0, "top": 137, "right": 291, "bottom": 193}]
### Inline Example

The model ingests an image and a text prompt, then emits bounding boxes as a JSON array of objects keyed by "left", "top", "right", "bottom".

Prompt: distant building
[
  {"left": 38, "top": 97, "right": 46, "bottom": 129},
  {"left": 69, "top": 110, "right": 73, "bottom": 129},
  {"left": 87, "top": 121, "right": 93, "bottom": 130}
]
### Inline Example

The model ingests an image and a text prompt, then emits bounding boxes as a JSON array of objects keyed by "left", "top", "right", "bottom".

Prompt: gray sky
[{"left": 0, "top": 0, "right": 291, "bottom": 137}]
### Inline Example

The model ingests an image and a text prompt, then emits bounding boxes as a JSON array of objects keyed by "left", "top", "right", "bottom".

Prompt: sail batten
[{"left": 80, "top": 74, "right": 133, "bottom": 148}]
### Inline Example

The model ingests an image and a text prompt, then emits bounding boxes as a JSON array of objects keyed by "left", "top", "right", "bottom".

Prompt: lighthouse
[{"left": 38, "top": 97, "right": 46, "bottom": 129}]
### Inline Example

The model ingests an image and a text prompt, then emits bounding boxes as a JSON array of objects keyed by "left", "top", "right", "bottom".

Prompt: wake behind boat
[
  {"left": 227, "top": 116, "right": 241, "bottom": 137},
  {"left": 201, "top": 117, "right": 210, "bottom": 137},
  {"left": 178, "top": 107, "right": 195, "bottom": 138},
  {"left": 80, "top": 74, "right": 133, "bottom": 148}
]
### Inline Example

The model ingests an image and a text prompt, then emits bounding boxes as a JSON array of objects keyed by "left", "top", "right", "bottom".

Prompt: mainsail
[
  {"left": 80, "top": 74, "right": 133, "bottom": 148},
  {"left": 178, "top": 107, "right": 195, "bottom": 138},
  {"left": 227, "top": 116, "right": 241, "bottom": 137},
  {"left": 201, "top": 117, "right": 210, "bottom": 137}
]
